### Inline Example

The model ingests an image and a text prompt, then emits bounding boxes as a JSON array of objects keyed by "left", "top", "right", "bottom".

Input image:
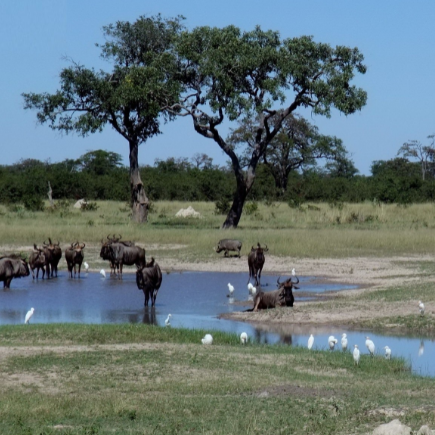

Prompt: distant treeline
[{"left": 1, "top": 152, "right": 435, "bottom": 210}]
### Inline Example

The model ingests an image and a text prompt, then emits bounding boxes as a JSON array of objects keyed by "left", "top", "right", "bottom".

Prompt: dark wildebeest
[
  {"left": 42, "top": 238, "right": 61, "bottom": 278},
  {"left": 64, "top": 242, "right": 86, "bottom": 278},
  {"left": 215, "top": 239, "right": 242, "bottom": 258},
  {"left": 0, "top": 255, "right": 30, "bottom": 289},
  {"left": 29, "top": 244, "right": 46, "bottom": 279},
  {"left": 100, "top": 234, "right": 137, "bottom": 276},
  {"left": 247, "top": 243, "right": 268, "bottom": 287},
  {"left": 252, "top": 275, "right": 300, "bottom": 311},
  {"left": 108, "top": 240, "right": 145, "bottom": 278},
  {"left": 136, "top": 258, "right": 162, "bottom": 307}
]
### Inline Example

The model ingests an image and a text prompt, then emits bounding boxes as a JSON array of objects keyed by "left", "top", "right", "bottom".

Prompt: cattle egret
[
  {"left": 228, "top": 283, "right": 235, "bottom": 296},
  {"left": 307, "top": 334, "right": 314, "bottom": 350},
  {"left": 292, "top": 268, "right": 296, "bottom": 276},
  {"left": 384, "top": 346, "right": 391, "bottom": 360},
  {"left": 328, "top": 335, "right": 338, "bottom": 350},
  {"left": 24, "top": 307, "right": 35, "bottom": 324},
  {"left": 84, "top": 262, "right": 89, "bottom": 272},
  {"left": 365, "top": 336, "right": 375, "bottom": 356},
  {"left": 165, "top": 314, "right": 172, "bottom": 326},
  {"left": 251, "top": 286, "right": 257, "bottom": 296},
  {"left": 419, "top": 300, "right": 425, "bottom": 315},
  {"left": 240, "top": 332, "right": 248, "bottom": 344},
  {"left": 353, "top": 344, "right": 360, "bottom": 366},
  {"left": 341, "top": 333, "right": 348, "bottom": 351},
  {"left": 100, "top": 269, "right": 106, "bottom": 278},
  {"left": 201, "top": 334, "right": 213, "bottom": 345}
]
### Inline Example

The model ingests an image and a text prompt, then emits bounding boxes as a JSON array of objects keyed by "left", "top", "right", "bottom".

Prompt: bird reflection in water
[{"left": 418, "top": 340, "right": 424, "bottom": 357}]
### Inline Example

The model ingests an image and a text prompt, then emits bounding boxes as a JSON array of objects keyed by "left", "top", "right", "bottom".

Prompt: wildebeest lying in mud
[
  {"left": 0, "top": 255, "right": 30, "bottom": 289},
  {"left": 215, "top": 239, "right": 242, "bottom": 258},
  {"left": 136, "top": 258, "right": 162, "bottom": 307},
  {"left": 252, "top": 275, "right": 300, "bottom": 311}
]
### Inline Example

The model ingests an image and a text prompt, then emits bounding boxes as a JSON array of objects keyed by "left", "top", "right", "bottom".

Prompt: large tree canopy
[
  {"left": 172, "top": 25, "right": 367, "bottom": 228},
  {"left": 22, "top": 14, "right": 184, "bottom": 222}
]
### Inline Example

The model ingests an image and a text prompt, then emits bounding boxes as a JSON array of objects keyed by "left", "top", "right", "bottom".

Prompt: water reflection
[{"left": 1, "top": 271, "right": 434, "bottom": 376}]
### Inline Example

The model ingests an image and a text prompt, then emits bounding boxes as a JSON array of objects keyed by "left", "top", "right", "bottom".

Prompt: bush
[
  {"left": 214, "top": 198, "right": 231, "bottom": 215},
  {"left": 23, "top": 196, "right": 45, "bottom": 211}
]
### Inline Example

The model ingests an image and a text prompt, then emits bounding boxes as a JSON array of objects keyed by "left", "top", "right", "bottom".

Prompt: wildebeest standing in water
[
  {"left": 247, "top": 243, "right": 268, "bottom": 287},
  {"left": 29, "top": 244, "right": 46, "bottom": 279},
  {"left": 0, "top": 255, "right": 30, "bottom": 289},
  {"left": 42, "top": 238, "right": 62, "bottom": 278},
  {"left": 64, "top": 242, "right": 86, "bottom": 278},
  {"left": 214, "top": 239, "right": 242, "bottom": 258},
  {"left": 136, "top": 258, "right": 162, "bottom": 307}
]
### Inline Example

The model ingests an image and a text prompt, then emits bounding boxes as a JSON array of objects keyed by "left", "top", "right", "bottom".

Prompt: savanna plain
[{"left": 1, "top": 200, "right": 435, "bottom": 434}]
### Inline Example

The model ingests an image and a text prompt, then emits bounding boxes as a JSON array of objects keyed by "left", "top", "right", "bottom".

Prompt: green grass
[{"left": 0, "top": 324, "right": 434, "bottom": 435}]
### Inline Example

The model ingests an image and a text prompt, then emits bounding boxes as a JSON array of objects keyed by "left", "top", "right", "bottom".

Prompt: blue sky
[{"left": 2, "top": 1, "right": 435, "bottom": 175}]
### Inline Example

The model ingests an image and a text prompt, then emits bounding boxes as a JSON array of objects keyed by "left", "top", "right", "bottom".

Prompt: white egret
[
  {"left": 341, "top": 333, "right": 348, "bottom": 351},
  {"left": 384, "top": 346, "right": 391, "bottom": 360},
  {"left": 292, "top": 268, "right": 296, "bottom": 276},
  {"left": 165, "top": 314, "right": 172, "bottom": 326},
  {"left": 201, "top": 334, "right": 213, "bottom": 345},
  {"left": 84, "top": 262, "right": 89, "bottom": 272},
  {"left": 353, "top": 344, "right": 360, "bottom": 366},
  {"left": 227, "top": 283, "right": 235, "bottom": 296},
  {"left": 240, "top": 332, "right": 248, "bottom": 344},
  {"left": 24, "top": 307, "right": 35, "bottom": 324},
  {"left": 328, "top": 335, "right": 338, "bottom": 350},
  {"left": 251, "top": 286, "right": 257, "bottom": 296},
  {"left": 307, "top": 334, "right": 314, "bottom": 350},
  {"left": 419, "top": 300, "right": 425, "bottom": 315},
  {"left": 365, "top": 336, "right": 375, "bottom": 356},
  {"left": 100, "top": 269, "right": 106, "bottom": 278}
]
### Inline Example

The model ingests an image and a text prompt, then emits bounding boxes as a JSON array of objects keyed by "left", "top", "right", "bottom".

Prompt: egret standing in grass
[
  {"left": 341, "top": 333, "right": 348, "bottom": 351},
  {"left": 365, "top": 336, "right": 375, "bottom": 356},
  {"left": 24, "top": 307, "right": 34, "bottom": 324},
  {"left": 419, "top": 300, "right": 425, "bottom": 315},
  {"left": 201, "top": 334, "right": 213, "bottom": 345},
  {"left": 353, "top": 344, "right": 360, "bottom": 366},
  {"left": 328, "top": 335, "right": 338, "bottom": 350},
  {"left": 240, "top": 332, "right": 248, "bottom": 344},
  {"left": 384, "top": 346, "right": 391, "bottom": 360},
  {"left": 307, "top": 334, "right": 314, "bottom": 350},
  {"left": 227, "top": 283, "right": 235, "bottom": 297},
  {"left": 165, "top": 314, "right": 172, "bottom": 326},
  {"left": 100, "top": 269, "right": 106, "bottom": 278}
]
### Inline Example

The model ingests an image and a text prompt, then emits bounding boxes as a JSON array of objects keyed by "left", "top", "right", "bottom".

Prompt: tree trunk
[
  {"left": 129, "top": 139, "right": 149, "bottom": 223},
  {"left": 222, "top": 168, "right": 255, "bottom": 229}
]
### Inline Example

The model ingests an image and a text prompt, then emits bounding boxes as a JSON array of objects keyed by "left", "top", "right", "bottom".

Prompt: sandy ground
[{"left": 161, "top": 254, "right": 434, "bottom": 331}]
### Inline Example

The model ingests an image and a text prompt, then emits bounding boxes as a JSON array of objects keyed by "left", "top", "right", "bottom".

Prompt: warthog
[
  {"left": 65, "top": 242, "right": 86, "bottom": 278},
  {"left": 215, "top": 239, "right": 242, "bottom": 258},
  {"left": 247, "top": 243, "right": 268, "bottom": 287},
  {"left": 0, "top": 255, "right": 30, "bottom": 289},
  {"left": 136, "top": 258, "right": 162, "bottom": 307},
  {"left": 252, "top": 275, "right": 300, "bottom": 311},
  {"left": 29, "top": 244, "right": 46, "bottom": 279}
]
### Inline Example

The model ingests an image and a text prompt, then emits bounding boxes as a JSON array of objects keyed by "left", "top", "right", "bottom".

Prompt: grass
[{"left": 0, "top": 324, "right": 434, "bottom": 434}]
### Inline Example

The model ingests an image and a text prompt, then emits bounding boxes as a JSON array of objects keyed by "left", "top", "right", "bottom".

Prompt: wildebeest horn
[
  {"left": 277, "top": 276, "right": 282, "bottom": 285},
  {"left": 81, "top": 243, "right": 85, "bottom": 249},
  {"left": 49, "top": 238, "right": 52, "bottom": 244}
]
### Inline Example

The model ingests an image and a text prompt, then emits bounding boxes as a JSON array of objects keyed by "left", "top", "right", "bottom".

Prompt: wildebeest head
[
  {"left": 277, "top": 275, "right": 299, "bottom": 307},
  {"left": 32, "top": 244, "right": 46, "bottom": 263}
]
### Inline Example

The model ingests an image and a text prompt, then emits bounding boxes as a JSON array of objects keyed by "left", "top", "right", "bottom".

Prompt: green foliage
[
  {"left": 214, "top": 197, "right": 231, "bottom": 215},
  {"left": 81, "top": 201, "right": 99, "bottom": 212},
  {"left": 22, "top": 196, "right": 45, "bottom": 211},
  {"left": 244, "top": 201, "right": 258, "bottom": 215}
]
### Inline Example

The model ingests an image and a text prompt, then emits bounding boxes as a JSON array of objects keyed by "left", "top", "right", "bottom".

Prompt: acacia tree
[
  {"left": 227, "top": 113, "right": 351, "bottom": 194},
  {"left": 172, "top": 26, "right": 367, "bottom": 228},
  {"left": 22, "top": 15, "right": 184, "bottom": 222},
  {"left": 397, "top": 136, "right": 435, "bottom": 180}
]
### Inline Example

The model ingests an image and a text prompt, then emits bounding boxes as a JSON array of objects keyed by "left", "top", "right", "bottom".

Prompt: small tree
[
  {"left": 22, "top": 14, "right": 184, "bottom": 222},
  {"left": 172, "top": 26, "right": 367, "bottom": 228},
  {"left": 397, "top": 136, "right": 435, "bottom": 181}
]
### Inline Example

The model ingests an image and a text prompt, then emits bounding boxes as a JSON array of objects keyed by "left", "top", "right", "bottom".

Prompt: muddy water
[{"left": 2, "top": 271, "right": 434, "bottom": 377}]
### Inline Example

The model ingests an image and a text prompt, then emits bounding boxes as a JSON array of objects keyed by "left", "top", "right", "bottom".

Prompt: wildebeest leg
[
  {"left": 143, "top": 289, "right": 150, "bottom": 307},
  {"left": 30, "top": 267, "right": 36, "bottom": 280},
  {"left": 78, "top": 264, "right": 81, "bottom": 278}
]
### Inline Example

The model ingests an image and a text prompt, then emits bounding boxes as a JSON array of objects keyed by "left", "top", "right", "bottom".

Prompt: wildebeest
[
  {"left": 252, "top": 275, "right": 300, "bottom": 311},
  {"left": 108, "top": 240, "right": 145, "bottom": 277},
  {"left": 100, "top": 234, "right": 139, "bottom": 276},
  {"left": 64, "top": 242, "right": 85, "bottom": 278},
  {"left": 29, "top": 244, "right": 46, "bottom": 279},
  {"left": 42, "top": 238, "right": 61, "bottom": 278},
  {"left": 247, "top": 243, "right": 268, "bottom": 286},
  {"left": 215, "top": 239, "right": 242, "bottom": 258},
  {"left": 0, "top": 255, "right": 30, "bottom": 289},
  {"left": 136, "top": 258, "right": 162, "bottom": 307}
]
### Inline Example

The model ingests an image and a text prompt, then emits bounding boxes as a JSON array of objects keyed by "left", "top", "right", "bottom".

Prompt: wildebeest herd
[{"left": 0, "top": 236, "right": 300, "bottom": 311}]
